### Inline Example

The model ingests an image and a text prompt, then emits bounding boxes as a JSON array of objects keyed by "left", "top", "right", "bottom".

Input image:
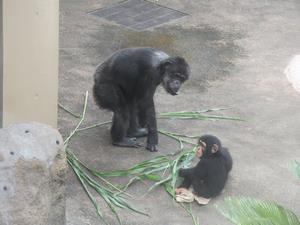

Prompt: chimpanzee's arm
[
  {"left": 193, "top": 160, "right": 208, "bottom": 179},
  {"left": 179, "top": 167, "right": 195, "bottom": 179},
  {"left": 179, "top": 161, "right": 207, "bottom": 180},
  {"left": 145, "top": 97, "right": 158, "bottom": 152},
  {"left": 179, "top": 178, "right": 192, "bottom": 189},
  {"left": 178, "top": 167, "right": 195, "bottom": 189},
  {"left": 178, "top": 161, "right": 208, "bottom": 189}
]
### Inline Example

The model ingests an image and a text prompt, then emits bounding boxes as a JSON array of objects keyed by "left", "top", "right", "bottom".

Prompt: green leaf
[
  {"left": 58, "top": 102, "right": 81, "bottom": 118},
  {"left": 67, "top": 148, "right": 149, "bottom": 224},
  {"left": 217, "top": 197, "right": 300, "bottom": 225},
  {"left": 181, "top": 203, "right": 201, "bottom": 225},
  {"left": 290, "top": 161, "right": 300, "bottom": 179},
  {"left": 159, "top": 110, "right": 243, "bottom": 121}
]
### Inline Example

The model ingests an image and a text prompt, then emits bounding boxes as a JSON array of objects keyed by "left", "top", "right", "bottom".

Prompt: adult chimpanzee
[
  {"left": 176, "top": 135, "right": 232, "bottom": 201},
  {"left": 93, "top": 48, "right": 190, "bottom": 152}
]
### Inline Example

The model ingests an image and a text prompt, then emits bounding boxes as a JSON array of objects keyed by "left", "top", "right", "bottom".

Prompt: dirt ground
[{"left": 59, "top": 0, "right": 300, "bottom": 224}]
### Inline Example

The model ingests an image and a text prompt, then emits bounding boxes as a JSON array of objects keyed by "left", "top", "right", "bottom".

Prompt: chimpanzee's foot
[
  {"left": 146, "top": 143, "right": 158, "bottom": 152},
  {"left": 127, "top": 128, "right": 148, "bottom": 138},
  {"left": 113, "top": 137, "right": 142, "bottom": 148}
]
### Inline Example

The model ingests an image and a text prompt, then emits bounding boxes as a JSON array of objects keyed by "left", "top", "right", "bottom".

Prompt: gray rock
[{"left": 0, "top": 122, "right": 66, "bottom": 225}]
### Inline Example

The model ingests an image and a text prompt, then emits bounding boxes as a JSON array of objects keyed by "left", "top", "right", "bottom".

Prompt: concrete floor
[{"left": 59, "top": 0, "right": 300, "bottom": 224}]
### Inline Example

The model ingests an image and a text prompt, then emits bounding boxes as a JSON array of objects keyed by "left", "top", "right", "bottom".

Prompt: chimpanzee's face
[
  {"left": 161, "top": 58, "right": 190, "bottom": 95},
  {"left": 162, "top": 74, "right": 185, "bottom": 95},
  {"left": 196, "top": 140, "right": 206, "bottom": 158},
  {"left": 197, "top": 135, "right": 222, "bottom": 158}
]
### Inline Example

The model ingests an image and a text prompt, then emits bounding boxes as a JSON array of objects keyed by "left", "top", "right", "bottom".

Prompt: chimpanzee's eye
[
  {"left": 199, "top": 140, "right": 206, "bottom": 148},
  {"left": 174, "top": 73, "right": 185, "bottom": 81}
]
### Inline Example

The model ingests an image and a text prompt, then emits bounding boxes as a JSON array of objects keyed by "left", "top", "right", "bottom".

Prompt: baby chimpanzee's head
[{"left": 196, "top": 135, "right": 222, "bottom": 158}]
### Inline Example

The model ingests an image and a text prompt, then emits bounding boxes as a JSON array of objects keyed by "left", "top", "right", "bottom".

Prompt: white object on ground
[
  {"left": 175, "top": 188, "right": 211, "bottom": 205},
  {"left": 285, "top": 55, "right": 300, "bottom": 92}
]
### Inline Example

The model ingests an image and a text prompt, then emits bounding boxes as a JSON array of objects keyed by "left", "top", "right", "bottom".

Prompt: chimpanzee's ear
[{"left": 211, "top": 144, "right": 219, "bottom": 153}]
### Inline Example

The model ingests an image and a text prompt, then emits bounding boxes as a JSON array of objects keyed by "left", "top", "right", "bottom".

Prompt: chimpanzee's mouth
[{"left": 167, "top": 88, "right": 179, "bottom": 96}]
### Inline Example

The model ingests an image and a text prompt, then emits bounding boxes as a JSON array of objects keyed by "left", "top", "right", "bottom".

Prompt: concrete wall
[{"left": 0, "top": 0, "right": 59, "bottom": 128}]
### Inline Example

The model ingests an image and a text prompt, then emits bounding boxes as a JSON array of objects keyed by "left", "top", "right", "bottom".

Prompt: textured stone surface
[{"left": 0, "top": 122, "right": 66, "bottom": 225}]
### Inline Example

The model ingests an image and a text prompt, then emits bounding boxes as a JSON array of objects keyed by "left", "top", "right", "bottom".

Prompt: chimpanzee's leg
[
  {"left": 127, "top": 102, "right": 148, "bottom": 138},
  {"left": 138, "top": 101, "right": 147, "bottom": 128},
  {"left": 111, "top": 107, "right": 141, "bottom": 147},
  {"left": 94, "top": 83, "right": 141, "bottom": 148},
  {"left": 192, "top": 180, "right": 212, "bottom": 198}
]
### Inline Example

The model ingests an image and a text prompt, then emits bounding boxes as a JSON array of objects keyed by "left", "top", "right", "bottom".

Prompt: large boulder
[{"left": 0, "top": 122, "right": 66, "bottom": 225}]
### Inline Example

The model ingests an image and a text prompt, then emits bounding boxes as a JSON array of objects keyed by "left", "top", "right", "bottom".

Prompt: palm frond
[
  {"left": 181, "top": 203, "right": 201, "bottom": 225},
  {"left": 58, "top": 102, "right": 81, "bottom": 118},
  {"left": 290, "top": 161, "right": 300, "bottom": 179},
  {"left": 159, "top": 110, "right": 243, "bottom": 121},
  {"left": 217, "top": 197, "right": 300, "bottom": 225}
]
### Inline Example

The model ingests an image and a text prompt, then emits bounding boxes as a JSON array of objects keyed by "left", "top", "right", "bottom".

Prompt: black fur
[
  {"left": 178, "top": 135, "right": 232, "bottom": 198},
  {"left": 93, "top": 47, "right": 190, "bottom": 152}
]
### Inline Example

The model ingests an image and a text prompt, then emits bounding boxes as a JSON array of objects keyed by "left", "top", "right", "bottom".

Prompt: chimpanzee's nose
[{"left": 172, "top": 80, "right": 181, "bottom": 90}]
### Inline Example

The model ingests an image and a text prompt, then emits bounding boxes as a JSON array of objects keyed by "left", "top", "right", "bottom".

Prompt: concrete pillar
[{"left": 0, "top": 0, "right": 59, "bottom": 128}]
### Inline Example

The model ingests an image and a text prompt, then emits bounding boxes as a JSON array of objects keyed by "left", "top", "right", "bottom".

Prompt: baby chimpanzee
[{"left": 175, "top": 135, "right": 232, "bottom": 204}]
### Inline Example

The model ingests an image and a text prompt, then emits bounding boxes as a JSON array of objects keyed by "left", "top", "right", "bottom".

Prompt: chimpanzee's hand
[
  {"left": 175, "top": 187, "right": 186, "bottom": 195},
  {"left": 178, "top": 168, "right": 184, "bottom": 177},
  {"left": 146, "top": 143, "right": 158, "bottom": 152}
]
